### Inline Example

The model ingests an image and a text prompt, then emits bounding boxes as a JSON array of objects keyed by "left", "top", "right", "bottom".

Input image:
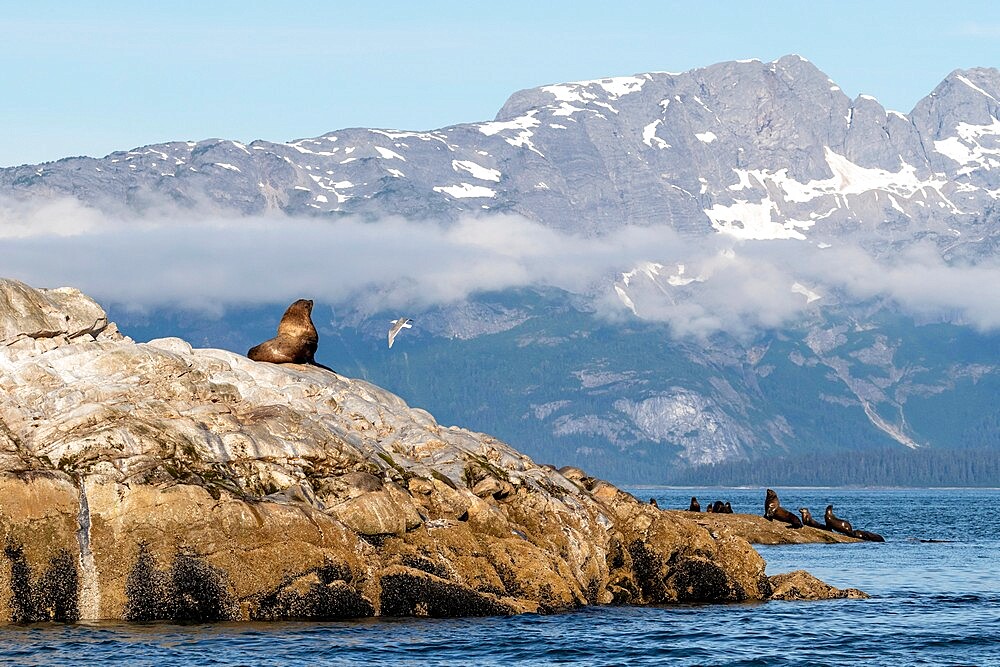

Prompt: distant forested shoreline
[{"left": 658, "top": 448, "right": 1000, "bottom": 488}]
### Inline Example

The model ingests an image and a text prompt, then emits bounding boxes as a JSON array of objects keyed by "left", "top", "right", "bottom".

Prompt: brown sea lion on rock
[
  {"left": 764, "top": 489, "right": 802, "bottom": 528},
  {"left": 723, "top": 501, "right": 733, "bottom": 514},
  {"left": 852, "top": 529, "right": 885, "bottom": 542},
  {"left": 824, "top": 505, "right": 854, "bottom": 536},
  {"left": 247, "top": 299, "right": 334, "bottom": 371},
  {"left": 799, "top": 507, "right": 829, "bottom": 530},
  {"left": 689, "top": 497, "right": 700, "bottom": 512}
]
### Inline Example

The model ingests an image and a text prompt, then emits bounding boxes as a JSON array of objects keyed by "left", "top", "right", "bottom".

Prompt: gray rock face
[{"left": 3, "top": 55, "right": 998, "bottom": 251}]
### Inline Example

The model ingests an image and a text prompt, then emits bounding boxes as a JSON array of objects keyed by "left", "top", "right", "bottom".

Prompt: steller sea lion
[
  {"left": 852, "top": 529, "right": 885, "bottom": 542},
  {"left": 824, "top": 505, "right": 854, "bottom": 536},
  {"left": 247, "top": 299, "right": 334, "bottom": 371},
  {"left": 689, "top": 496, "right": 700, "bottom": 512},
  {"left": 764, "top": 489, "right": 802, "bottom": 528},
  {"left": 723, "top": 501, "right": 733, "bottom": 514},
  {"left": 799, "top": 507, "right": 829, "bottom": 530}
]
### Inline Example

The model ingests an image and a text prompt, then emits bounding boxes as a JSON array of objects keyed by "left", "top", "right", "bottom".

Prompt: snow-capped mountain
[
  {"left": 3, "top": 55, "right": 1000, "bottom": 484},
  {"left": 5, "top": 55, "right": 999, "bottom": 247}
]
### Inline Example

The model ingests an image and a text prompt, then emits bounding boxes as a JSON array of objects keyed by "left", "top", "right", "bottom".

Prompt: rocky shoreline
[
  {"left": 665, "top": 511, "right": 861, "bottom": 545},
  {"left": 0, "top": 279, "right": 866, "bottom": 624}
]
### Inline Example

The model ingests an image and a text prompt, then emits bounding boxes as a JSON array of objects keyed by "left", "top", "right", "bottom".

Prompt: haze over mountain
[{"left": 3, "top": 55, "right": 999, "bottom": 484}]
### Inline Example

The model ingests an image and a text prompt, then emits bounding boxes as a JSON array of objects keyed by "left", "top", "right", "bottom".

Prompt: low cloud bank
[{"left": 2, "top": 197, "right": 1000, "bottom": 336}]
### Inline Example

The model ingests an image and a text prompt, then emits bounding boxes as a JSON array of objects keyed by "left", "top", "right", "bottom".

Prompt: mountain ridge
[
  {"left": 3, "top": 54, "right": 1000, "bottom": 484},
  {"left": 4, "top": 55, "right": 999, "bottom": 246}
]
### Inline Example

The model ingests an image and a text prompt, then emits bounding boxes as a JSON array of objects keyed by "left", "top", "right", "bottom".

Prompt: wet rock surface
[
  {"left": 0, "top": 279, "right": 864, "bottom": 622},
  {"left": 768, "top": 570, "right": 870, "bottom": 601}
]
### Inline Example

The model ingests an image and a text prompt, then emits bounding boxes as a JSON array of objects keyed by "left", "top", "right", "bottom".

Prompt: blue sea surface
[{"left": 1, "top": 488, "right": 998, "bottom": 666}]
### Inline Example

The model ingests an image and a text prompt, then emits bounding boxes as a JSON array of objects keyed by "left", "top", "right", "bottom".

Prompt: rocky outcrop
[
  {"left": 768, "top": 570, "right": 869, "bottom": 601},
  {"left": 669, "top": 511, "right": 861, "bottom": 545},
  {"left": 0, "top": 279, "right": 861, "bottom": 623}
]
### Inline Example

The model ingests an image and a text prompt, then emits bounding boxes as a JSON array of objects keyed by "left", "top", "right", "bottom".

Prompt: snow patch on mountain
[
  {"left": 727, "top": 148, "right": 951, "bottom": 205},
  {"left": 642, "top": 120, "right": 670, "bottom": 149},
  {"left": 934, "top": 118, "right": 1000, "bottom": 173},
  {"left": 452, "top": 160, "right": 501, "bottom": 182},
  {"left": 477, "top": 112, "right": 543, "bottom": 155},
  {"left": 541, "top": 75, "right": 646, "bottom": 104},
  {"left": 433, "top": 183, "right": 496, "bottom": 199},
  {"left": 705, "top": 197, "right": 811, "bottom": 240},
  {"left": 374, "top": 147, "right": 406, "bottom": 161}
]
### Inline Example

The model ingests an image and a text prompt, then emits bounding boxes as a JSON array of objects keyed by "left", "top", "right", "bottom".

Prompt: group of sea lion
[
  {"left": 687, "top": 497, "right": 733, "bottom": 513},
  {"left": 765, "top": 489, "right": 885, "bottom": 541}
]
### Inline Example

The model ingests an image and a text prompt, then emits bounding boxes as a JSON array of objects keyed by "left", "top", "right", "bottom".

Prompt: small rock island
[{"left": 0, "top": 279, "right": 864, "bottom": 623}]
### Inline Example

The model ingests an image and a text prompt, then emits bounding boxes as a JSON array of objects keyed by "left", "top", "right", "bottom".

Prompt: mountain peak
[{"left": 3, "top": 54, "right": 999, "bottom": 244}]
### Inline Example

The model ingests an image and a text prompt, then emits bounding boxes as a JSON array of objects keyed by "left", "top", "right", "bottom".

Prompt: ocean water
[{"left": 1, "top": 488, "right": 998, "bottom": 666}]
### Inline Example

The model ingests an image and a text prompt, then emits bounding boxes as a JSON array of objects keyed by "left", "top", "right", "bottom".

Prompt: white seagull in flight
[{"left": 388, "top": 317, "right": 413, "bottom": 348}]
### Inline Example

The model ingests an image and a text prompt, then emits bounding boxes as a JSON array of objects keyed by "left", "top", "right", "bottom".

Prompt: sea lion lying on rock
[
  {"left": 798, "top": 507, "right": 829, "bottom": 530},
  {"left": 823, "top": 506, "right": 885, "bottom": 541},
  {"left": 248, "top": 299, "right": 334, "bottom": 371},
  {"left": 764, "top": 489, "right": 802, "bottom": 528}
]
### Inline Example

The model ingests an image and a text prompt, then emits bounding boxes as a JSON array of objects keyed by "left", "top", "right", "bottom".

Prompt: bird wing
[{"left": 388, "top": 318, "right": 412, "bottom": 348}]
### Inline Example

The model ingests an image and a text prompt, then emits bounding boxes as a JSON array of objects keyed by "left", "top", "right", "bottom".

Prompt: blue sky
[{"left": 2, "top": 0, "right": 998, "bottom": 167}]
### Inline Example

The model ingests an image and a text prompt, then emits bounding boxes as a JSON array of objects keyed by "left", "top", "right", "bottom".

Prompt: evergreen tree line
[{"left": 660, "top": 447, "right": 1000, "bottom": 487}]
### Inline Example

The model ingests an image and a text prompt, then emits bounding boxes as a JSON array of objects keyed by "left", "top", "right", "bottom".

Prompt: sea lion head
[
  {"left": 287, "top": 298, "right": 313, "bottom": 315},
  {"left": 276, "top": 299, "right": 318, "bottom": 338}
]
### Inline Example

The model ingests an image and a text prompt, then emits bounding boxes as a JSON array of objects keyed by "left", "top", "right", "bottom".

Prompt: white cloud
[
  {"left": 0, "top": 198, "right": 687, "bottom": 314},
  {"left": 3, "top": 197, "right": 1000, "bottom": 337}
]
